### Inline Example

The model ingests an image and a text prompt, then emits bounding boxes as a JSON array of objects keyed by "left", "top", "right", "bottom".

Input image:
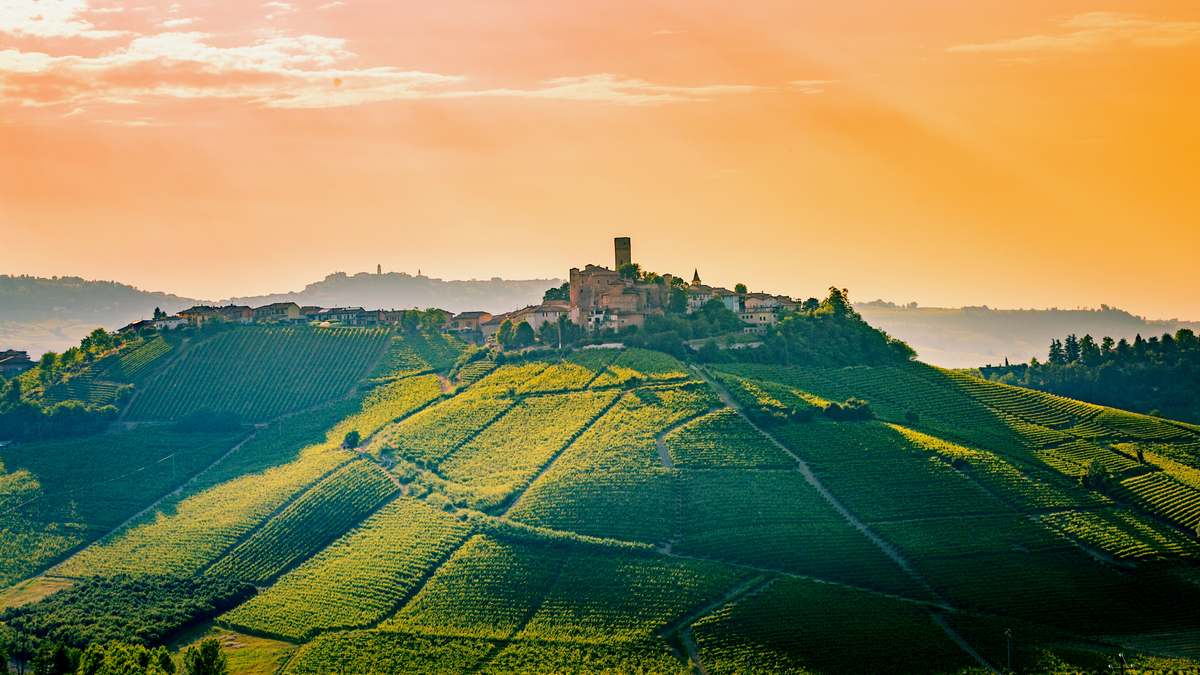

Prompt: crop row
[
  {"left": 895, "top": 426, "right": 1109, "bottom": 511},
  {"left": 381, "top": 391, "right": 515, "bottom": 464},
  {"left": 508, "top": 467, "right": 676, "bottom": 543},
  {"left": 98, "top": 336, "right": 174, "bottom": 383},
  {"left": 814, "top": 456, "right": 1007, "bottom": 522},
  {"left": 479, "top": 640, "right": 687, "bottom": 675},
  {"left": 381, "top": 535, "right": 571, "bottom": 639},
  {"left": 127, "top": 326, "right": 390, "bottom": 422},
  {"left": 439, "top": 390, "right": 620, "bottom": 510},
  {"left": 330, "top": 375, "right": 444, "bottom": 453},
  {"left": 220, "top": 498, "right": 472, "bottom": 642},
  {"left": 589, "top": 349, "right": 690, "bottom": 388},
  {"left": 874, "top": 515, "right": 1073, "bottom": 560},
  {"left": 664, "top": 409, "right": 793, "bottom": 468},
  {"left": 206, "top": 460, "right": 399, "bottom": 583},
  {"left": 692, "top": 576, "right": 974, "bottom": 675},
  {"left": 678, "top": 469, "right": 919, "bottom": 596},
  {"left": 369, "top": 332, "right": 465, "bottom": 380},
  {"left": 516, "top": 364, "right": 599, "bottom": 394},
  {"left": 0, "top": 519, "right": 89, "bottom": 590},
  {"left": 1112, "top": 473, "right": 1200, "bottom": 531},
  {"left": 912, "top": 549, "right": 1187, "bottom": 633},
  {"left": 1095, "top": 409, "right": 1195, "bottom": 442},
  {"left": 1040, "top": 509, "right": 1200, "bottom": 560},
  {"left": 55, "top": 449, "right": 352, "bottom": 577},
  {"left": 456, "top": 360, "right": 496, "bottom": 385},
  {"left": 937, "top": 369, "right": 1096, "bottom": 429}
]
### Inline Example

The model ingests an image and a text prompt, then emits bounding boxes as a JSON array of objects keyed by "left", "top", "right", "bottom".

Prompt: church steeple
[{"left": 691, "top": 269, "right": 701, "bottom": 286}]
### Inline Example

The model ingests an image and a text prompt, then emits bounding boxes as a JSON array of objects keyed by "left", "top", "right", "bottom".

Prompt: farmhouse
[
  {"left": 450, "top": 311, "right": 492, "bottom": 332},
  {"left": 254, "top": 302, "right": 302, "bottom": 323},
  {"left": 0, "top": 350, "right": 34, "bottom": 375}
]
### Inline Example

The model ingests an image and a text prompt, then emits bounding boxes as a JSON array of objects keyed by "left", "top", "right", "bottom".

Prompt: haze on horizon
[{"left": 2, "top": 0, "right": 1198, "bottom": 320}]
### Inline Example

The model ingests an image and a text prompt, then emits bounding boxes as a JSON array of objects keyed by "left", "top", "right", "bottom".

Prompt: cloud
[
  {"left": 789, "top": 79, "right": 839, "bottom": 94},
  {"left": 441, "top": 74, "right": 770, "bottom": 106},
  {"left": 264, "top": 2, "right": 298, "bottom": 19},
  {"left": 0, "top": 31, "right": 464, "bottom": 108},
  {"left": 949, "top": 12, "right": 1200, "bottom": 53},
  {"left": 0, "top": 1, "right": 769, "bottom": 110},
  {"left": 318, "top": 1, "right": 343, "bottom": 8},
  {"left": 0, "top": 0, "right": 126, "bottom": 39}
]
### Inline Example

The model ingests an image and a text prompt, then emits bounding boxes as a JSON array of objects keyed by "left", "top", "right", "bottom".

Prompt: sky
[{"left": 2, "top": 0, "right": 1199, "bottom": 318}]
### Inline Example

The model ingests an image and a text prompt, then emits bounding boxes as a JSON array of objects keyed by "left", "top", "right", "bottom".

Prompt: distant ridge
[
  {"left": 856, "top": 301, "right": 1200, "bottom": 369},
  {"left": 223, "top": 271, "right": 562, "bottom": 316},
  {"left": 0, "top": 272, "right": 562, "bottom": 356}
]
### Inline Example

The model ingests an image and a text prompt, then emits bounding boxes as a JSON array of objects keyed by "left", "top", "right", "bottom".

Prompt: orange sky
[{"left": 2, "top": 0, "right": 1199, "bottom": 318}]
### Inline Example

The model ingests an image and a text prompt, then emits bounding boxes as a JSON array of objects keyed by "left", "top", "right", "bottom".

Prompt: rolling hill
[{"left": 4, "top": 329, "right": 1200, "bottom": 674}]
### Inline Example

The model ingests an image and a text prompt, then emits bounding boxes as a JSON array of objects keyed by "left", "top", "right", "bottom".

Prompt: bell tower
[{"left": 614, "top": 237, "right": 631, "bottom": 270}]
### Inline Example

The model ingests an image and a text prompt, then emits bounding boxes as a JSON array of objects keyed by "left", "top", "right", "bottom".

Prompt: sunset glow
[{"left": 3, "top": 0, "right": 1198, "bottom": 318}]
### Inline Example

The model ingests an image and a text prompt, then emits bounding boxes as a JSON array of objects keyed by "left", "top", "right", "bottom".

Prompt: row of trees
[
  {"left": 979, "top": 328, "right": 1200, "bottom": 422},
  {"left": 0, "top": 630, "right": 227, "bottom": 675}
]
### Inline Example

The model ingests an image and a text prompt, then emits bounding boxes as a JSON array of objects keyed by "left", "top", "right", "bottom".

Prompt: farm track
[
  {"left": 664, "top": 575, "right": 775, "bottom": 675},
  {"left": 932, "top": 612, "right": 999, "bottom": 673},
  {"left": 693, "top": 366, "right": 939, "bottom": 599}
]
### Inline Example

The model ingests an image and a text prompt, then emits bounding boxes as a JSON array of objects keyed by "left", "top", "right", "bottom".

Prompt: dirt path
[
  {"left": 932, "top": 613, "right": 999, "bottom": 673},
  {"left": 692, "top": 367, "right": 943, "bottom": 602}
]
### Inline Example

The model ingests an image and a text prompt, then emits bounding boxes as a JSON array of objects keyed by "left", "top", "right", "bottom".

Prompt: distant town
[{"left": 0, "top": 238, "right": 804, "bottom": 374}]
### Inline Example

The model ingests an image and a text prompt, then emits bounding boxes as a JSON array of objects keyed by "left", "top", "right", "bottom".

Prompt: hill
[
  {"left": 3, "top": 329, "right": 1200, "bottom": 674},
  {"left": 856, "top": 302, "right": 1200, "bottom": 368},
  {"left": 0, "top": 272, "right": 561, "bottom": 358},
  {"left": 225, "top": 271, "right": 561, "bottom": 316},
  {"left": 0, "top": 275, "right": 195, "bottom": 356}
]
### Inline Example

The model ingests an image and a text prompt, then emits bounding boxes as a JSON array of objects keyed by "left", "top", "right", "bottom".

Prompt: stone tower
[{"left": 614, "top": 237, "right": 631, "bottom": 270}]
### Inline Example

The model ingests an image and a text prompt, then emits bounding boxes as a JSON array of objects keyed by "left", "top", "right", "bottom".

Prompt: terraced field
[{"left": 7, "top": 335, "right": 1200, "bottom": 674}]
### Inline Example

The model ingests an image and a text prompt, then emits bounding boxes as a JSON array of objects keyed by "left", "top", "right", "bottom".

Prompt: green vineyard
[
  {"left": 126, "top": 326, "right": 391, "bottom": 422},
  {"left": 7, "top": 340, "right": 1200, "bottom": 675}
]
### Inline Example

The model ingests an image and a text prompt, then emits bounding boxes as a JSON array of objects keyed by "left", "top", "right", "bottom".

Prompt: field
[
  {"left": 219, "top": 499, "right": 471, "bottom": 641},
  {"left": 8, "top": 343, "right": 1200, "bottom": 674},
  {"left": 126, "top": 326, "right": 391, "bottom": 422}
]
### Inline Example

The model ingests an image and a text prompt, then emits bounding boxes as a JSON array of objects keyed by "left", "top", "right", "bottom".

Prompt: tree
[
  {"left": 497, "top": 319, "right": 515, "bottom": 348},
  {"left": 153, "top": 307, "right": 165, "bottom": 320},
  {"left": 33, "top": 642, "right": 78, "bottom": 675},
  {"left": 668, "top": 287, "right": 688, "bottom": 314},
  {"left": 38, "top": 352, "right": 58, "bottom": 383},
  {"left": 542, "top": 282, "right": 570, "bottom": 303},
  {"left": 1047, "top": 339, "right": 1066, "bottom": 365},
  {"left": 419, "top": 309, "right": 446, "bottom": 332},
  {"left": 734, "top": 283, "right": 747, "bottom": 294},
  {"left": 183, "top": 639, "right": 227, "bottom": 675},
  {"left": 343, "top": 430, "right": 361, "bottom": 448},
  {"left": 1064, "top": 334, "right": 1080, "bottom": 363},
  {"left": 513, "top": 321, "right": 535, "bottom": 348},
  {"left": 617, "top": 263, "right": 641, "bottom": 280},
  {"left": 819, "top": 287, "right": 852, "bottom": 317},
  {"left": 1079, "top": 334, "right": 1101, "bottom": 365}
]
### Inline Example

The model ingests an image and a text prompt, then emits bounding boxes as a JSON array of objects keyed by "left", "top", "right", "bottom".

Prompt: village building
[
  {"left": 254, "top": 302, "right": 302, "bottom": 323},
  {"left": 218, "top": 305, "right": 254, "bottom": 324},
  {"left": 450, "top": 311, "right": 492, "bottom": 332},
  {"left": 155, "top": 316, "right": 187, "bottom": 330},
  {"left": 311, "top": 307, "right": 371, "bottom": 325},
  {"left": 685, "top": 271, "right": 742, "bottom": 314},
  {"left": 568, "top": 238, "right": 671, "bottom": 333},
  {"left": 179, "top": 305, "right": 219, "bottom": 325},
  {"left": 119, "top": 319, "right": 158, "bottom": 334},
  {"left": 0, "top": 350, "right": 35, "bottom": 375}
]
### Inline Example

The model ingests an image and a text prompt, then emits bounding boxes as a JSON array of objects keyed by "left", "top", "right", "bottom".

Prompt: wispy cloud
[
  {"left": 264, "top": 2, "right": 298, "bottom": 19},
  {"left": 442, "top": 74, "right": 770, "bottom": 106},
  {"left": 652, "top": 29, "right": 686, "bottom": 35},
  {"left": 789, "top": 79, "right": 839, "bottom": 94},
  {"left": 949, "top": 12, "right": 1200, "bottom": 53},
  {"left": 0, "top": 0, "right": 769, "bottom": 110},
  {"left": 318, "top": 1, "right": 343, "bottom": 8},
  {"left": 0, "top": 0, "right": 126, "bottom": 39}
]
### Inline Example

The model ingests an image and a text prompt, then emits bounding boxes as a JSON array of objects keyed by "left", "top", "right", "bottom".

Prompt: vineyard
[
  {"left": 126, "top": 326, "right": 391, "bottom": 422},
  {"left": 219, "top": 498, "right": 472, "bottom": 641},
  {"left": 7, "top": 344, "right": 1200, "bottom": 674}
]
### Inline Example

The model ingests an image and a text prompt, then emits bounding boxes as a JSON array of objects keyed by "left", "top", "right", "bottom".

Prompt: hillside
[
  {"left": 856, "top": 302, "right": 1200, "bottom": 368},
  {"left": 0, "top": 276, "right": 195, "bottom": 355},
  {"left": 4, "top": 330, "right": 1200, "bottom": 674}
]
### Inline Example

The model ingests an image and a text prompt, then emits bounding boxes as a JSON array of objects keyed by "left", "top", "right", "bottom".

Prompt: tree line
[{"left": 978, "top": 328, "right": 1200, "bottom": 422}]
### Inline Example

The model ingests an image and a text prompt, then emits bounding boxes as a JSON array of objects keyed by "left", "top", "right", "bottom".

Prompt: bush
[
  {"left": 343, "top": 430, "right": 361, "bottom": 448},
  {"left": 822, "top": 398, "right": 874, "bottom": 422}
]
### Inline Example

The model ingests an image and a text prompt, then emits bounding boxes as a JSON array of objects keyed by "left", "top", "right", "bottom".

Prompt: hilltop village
[{"left": 136, "top": 238, "right": 798, "bottom": 342}]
